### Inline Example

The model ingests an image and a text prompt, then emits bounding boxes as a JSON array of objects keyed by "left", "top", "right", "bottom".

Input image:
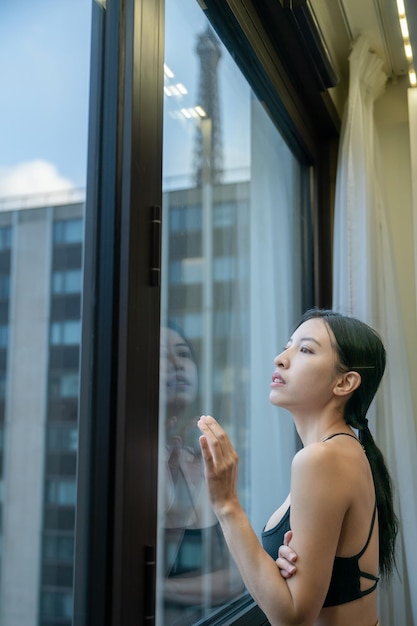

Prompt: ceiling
[{"left": 308, "top": 0, "right": 417, "bottom": 83}]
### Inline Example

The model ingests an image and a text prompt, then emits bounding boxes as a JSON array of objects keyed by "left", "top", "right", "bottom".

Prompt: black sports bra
[{"left": 261, "top": 433, "right": 380, "bottom": 607}]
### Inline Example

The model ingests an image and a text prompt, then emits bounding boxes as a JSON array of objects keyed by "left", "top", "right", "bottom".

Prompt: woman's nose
[
  {"left": 172, "top": 356, "right": 185, "bottom": 371},
  {"left": 274, "top": 352, "right": 289, "bottom": 368}
]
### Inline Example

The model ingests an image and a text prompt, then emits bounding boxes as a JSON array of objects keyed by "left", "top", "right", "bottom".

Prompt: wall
[{"left": 374, "top": 77, "right": 417, "bottom": 428}]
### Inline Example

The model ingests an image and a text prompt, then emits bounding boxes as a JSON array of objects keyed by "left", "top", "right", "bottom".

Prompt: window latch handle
[{"left": 150, "top": 205, "right": 162, "bottom": 287}]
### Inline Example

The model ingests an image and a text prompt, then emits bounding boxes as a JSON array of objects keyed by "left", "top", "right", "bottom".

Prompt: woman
[
  {"left": 160, "top": 324, "right": 243, "bottom": 625},
  {"left": 198, "top": 309, "right": 398, "bottom": 626}
]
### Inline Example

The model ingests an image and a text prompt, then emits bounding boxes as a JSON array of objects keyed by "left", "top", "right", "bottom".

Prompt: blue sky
[
  {"left": 0, "top": 0, "right": 92, "bottom": 197},
  {"left": 163, "top": 0, "right": 250, "bottom": 188},
  {"left": 0, "top": 0, "right": 250, "bottom": 200}
]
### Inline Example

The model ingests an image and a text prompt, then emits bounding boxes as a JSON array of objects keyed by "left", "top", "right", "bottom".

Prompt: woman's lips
[{"left": 271, "top": 372, "right": 285, "bottom": 386}]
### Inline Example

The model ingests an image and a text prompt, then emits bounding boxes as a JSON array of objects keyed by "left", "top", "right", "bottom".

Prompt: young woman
[
  {"left": 160, "top": 324, "right": 244, "bottom": 625},
  {"left": 198, "top": 309, "right": 398, "bottom": 626}
]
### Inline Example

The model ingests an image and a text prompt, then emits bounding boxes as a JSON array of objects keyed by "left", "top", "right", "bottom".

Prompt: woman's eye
[{"left": 300, "top": 346, "right": 312, "bottom": 354}]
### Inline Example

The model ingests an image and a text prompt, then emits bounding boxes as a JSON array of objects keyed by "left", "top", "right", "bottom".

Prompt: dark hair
[{"left": 298, "top": 308, "right": 398, "bottom": 579}]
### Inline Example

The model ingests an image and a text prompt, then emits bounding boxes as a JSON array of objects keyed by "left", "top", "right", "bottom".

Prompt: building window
[
  {"left": 46, "top": 480, "right": 77, "bottom": 507},
  {"left": 0, "top": 275, "right": 10, "bottom": 300},
  {"left": 40, "top": 590, "right": 73, "bottom": 620},
  {"left": 49, "top": 372, "right": 79, "bottom": 399},
  {"left": 50, "top": 321, "right": 81, "bottom": 346},
  {"left": 0, "top": 228, "right": 12, "bottom": 251},
  {"left": 53, "top": 219, "right": 83, "bottom": 245},
  {"left": 43, "top": 534, "right": 75, "bottom": 563},
  {"left": 47, "top": 426, "right": 78, "bottom": 452},
  {"left": 0, "top": 326, "right": 8, "bottom": 348},
  {"left": 52, "top": 270, "right": 82, "bottom": 295},
  {"left": 170, "top": 206, "right": 202, "bottom": 232}
]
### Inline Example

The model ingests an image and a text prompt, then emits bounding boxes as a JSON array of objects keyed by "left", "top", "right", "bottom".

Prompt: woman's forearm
[{"left": 215, "top": 501, "right": 301, "bottom": 626}]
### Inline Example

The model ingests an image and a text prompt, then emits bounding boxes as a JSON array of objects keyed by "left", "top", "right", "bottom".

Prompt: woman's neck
[{"left": 292, "top": 409, "right": 349, "bottom": 447}]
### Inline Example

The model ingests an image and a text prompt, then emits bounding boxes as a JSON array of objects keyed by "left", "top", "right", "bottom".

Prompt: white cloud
[
  {"left": 0, "top": 160, "right": 81, "bottom": 211},
  {"left": 0, "top": 160, "right": 75, "bottom": 198}
]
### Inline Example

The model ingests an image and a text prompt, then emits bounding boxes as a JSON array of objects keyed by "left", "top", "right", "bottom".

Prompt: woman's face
[
  {"left": 160, "top": 327, "right": 198, "bottom": 412},
  {"left": 270, "top": 317, "right": 342, "bottom": 413}
]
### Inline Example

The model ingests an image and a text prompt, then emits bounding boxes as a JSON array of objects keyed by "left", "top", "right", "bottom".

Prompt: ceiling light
[
  {"left": 400, "top": 17, "right": 409, "bottom": 39},
  {"left": 396, "top": 0, "right": 405, "bottom": 17},
  {"left": 405, "top": 44, "right": 413, "bottom": 60}
]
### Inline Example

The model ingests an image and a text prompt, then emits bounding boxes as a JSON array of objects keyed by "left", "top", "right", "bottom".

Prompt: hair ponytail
[{"left": 358, "top": 423, "right": 398, "bottom": 578}]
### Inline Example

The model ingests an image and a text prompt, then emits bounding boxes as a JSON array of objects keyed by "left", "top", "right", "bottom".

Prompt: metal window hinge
[{"left": 150, "top": 206, "right": 161, "bottom": 287}]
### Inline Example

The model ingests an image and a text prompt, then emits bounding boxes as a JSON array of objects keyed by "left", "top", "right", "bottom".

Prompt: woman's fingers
[
  {"left": 283, "top": 530, "right": 293, "bottom": 547},
  {"left": 275, "top": 555, "right": 296, "bottom": 578},
  {"left": 276, "top": 531, "right": 297, "bottom": 579},
  {"left": 198, "top": 415, "right": 234, "bottom": 461}
]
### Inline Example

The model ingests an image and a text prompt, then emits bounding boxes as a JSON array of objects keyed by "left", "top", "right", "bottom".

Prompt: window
[
  {"left": 43, "top": 534, "right": 75, "bottom": 563},
  {"left": 49, "top": 373, "right": 79, "bottom": 399},
  {"left": 52, "top": 270, "right": 82, "bottom": 295},
  {"left": 46, "top": 480, "right": 77, "bottom": 507},
  {"left": 0, "top": 326, "right": 8, "bottom": 348},
  {"left": 0, "top": 275, "right": 10, "bottom": 299},
  {"left": 40, "top": 591, "right": 73, "bottom": 620},
  {"left": 0, "top": 2, "right": 91, "bottom": 625},
  {"left": 47, "top": 426, "right": 78, "bottom": 452},
  {"left": 50, "top": 321, "right": 81, "bottom": 346},
  {"left": 0, "top": 1, "right": 335, "bottom": 624},
  {"left": 0, "top": 227, "right": 12, "bottom": 251},
  {"left": 53, "top": 219, "right": 83, "bottom": 245},
  {"left": 157, "top": 1, "right": 307, "bottom": 623}
]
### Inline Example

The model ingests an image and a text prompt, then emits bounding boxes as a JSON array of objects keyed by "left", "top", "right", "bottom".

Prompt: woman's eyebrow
[{"left": 292, "top": 336, "right": 322, "bottom": 346}]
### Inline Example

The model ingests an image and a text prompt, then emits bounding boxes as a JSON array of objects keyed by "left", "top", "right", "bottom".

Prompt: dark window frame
[{"left": 74, "top": 0, "right": 338, "bottom": 624}]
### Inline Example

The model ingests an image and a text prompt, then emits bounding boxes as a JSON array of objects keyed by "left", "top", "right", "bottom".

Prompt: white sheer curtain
[
  {"left": 409, "top": 88, "right": 417, "bottom": 311},
  {"left": 332, "top": 34, "right": 417, "bottom": 624}
]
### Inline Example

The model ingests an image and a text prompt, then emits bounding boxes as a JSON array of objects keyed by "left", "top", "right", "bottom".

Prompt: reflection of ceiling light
[
  {"left": 174, "top": 107, "right": 208, "bottom": 120},
  {"left": 194, "top": 106, "right": 206, "bottom": 117},
  {"left": 410, "top": 70, "right": 417, "bottom": 86},
  {"left": 164, "top": 64, "right": 174, "bottom": 78},
  {"left": 164, "top": 83, "right": 188, "bottom": 98}
]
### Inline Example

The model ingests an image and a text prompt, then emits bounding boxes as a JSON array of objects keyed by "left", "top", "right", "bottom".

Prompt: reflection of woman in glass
[{"left": 160, "top": 324, "right": 243, "bottom": 625}]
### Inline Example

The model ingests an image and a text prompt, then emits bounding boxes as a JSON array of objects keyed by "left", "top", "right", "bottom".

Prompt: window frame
[{"left": 74, "top": 0, "right": 338, "bottom": 625}]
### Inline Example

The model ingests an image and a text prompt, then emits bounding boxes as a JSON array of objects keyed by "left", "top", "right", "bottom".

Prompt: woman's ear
[{"left": 333, "top": 371, "right": 361, "bottom": 397}]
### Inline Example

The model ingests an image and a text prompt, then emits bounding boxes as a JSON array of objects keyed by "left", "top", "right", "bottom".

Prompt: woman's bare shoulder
[{"left": 291, "top": 442, "right": 352, "bottom": 500}]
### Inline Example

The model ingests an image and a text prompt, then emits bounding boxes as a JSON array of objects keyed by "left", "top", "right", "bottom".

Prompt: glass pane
[
  {"left": 157, "top": 1, "right": 306, "bottom": 624},
  {"left": 0, "top": 1, "right": 91, "bottom": 624}
]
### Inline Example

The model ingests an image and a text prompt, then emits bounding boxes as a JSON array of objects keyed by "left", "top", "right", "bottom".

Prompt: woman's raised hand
[{"left": 198, "top": 415, "right": 240, "bottom": 516}]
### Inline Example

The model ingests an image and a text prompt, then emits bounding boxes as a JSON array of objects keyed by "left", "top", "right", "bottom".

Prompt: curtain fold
[
  {"left": 409, "top": 88, "right": 417, "bottom": 311},
  {"left": 332, "top": 34, "right": 417, "bottom": 624}
]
